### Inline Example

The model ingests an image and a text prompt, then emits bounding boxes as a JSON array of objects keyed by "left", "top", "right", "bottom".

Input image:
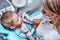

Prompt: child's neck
[
  {"left": 15, "top": 25, "right": 22, "bottom": 30},
  {"left": 15, "top": 22, "right": 23, "bottom": 30}
]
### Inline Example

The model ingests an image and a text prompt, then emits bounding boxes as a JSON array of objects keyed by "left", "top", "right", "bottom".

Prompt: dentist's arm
[
  {"left": 24, "top": 31, "right": 35, "bottom": 40},
  {"left": 28, "top": 35, "right": 35, "bottom": 40},
  {"left": 21, "top": 23, "right": 35, "bottom": 40},
  {"left": 29, "top": 19, "right": 42, "bottom": 35},
  {"left": 33, "top": 19, "right": 42, "bottom": 29},
  {"left": 27, "top": 19, "right": 42, "bottom": 40}
]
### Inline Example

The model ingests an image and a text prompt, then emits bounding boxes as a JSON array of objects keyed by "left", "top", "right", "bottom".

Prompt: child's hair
[{"left": 1, "top": 10, "right": 16, "bottom": 29}]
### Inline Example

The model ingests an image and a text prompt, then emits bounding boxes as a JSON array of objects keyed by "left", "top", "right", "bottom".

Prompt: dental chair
[
  {"left": 0, "top": 10, "right": 44, "bottom": 40},
  {"left": 0, "top": 23, "right": 27, "bottom": 40}
]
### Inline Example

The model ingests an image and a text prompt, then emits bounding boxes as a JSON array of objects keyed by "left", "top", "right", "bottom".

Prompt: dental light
[{"left": 12, "top": 0, "right": 27, "bottom": 7}]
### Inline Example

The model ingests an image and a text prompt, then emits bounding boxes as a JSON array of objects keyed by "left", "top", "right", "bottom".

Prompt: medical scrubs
[{"left": 36, "top": 19, "right": 60, "bottom": 40}]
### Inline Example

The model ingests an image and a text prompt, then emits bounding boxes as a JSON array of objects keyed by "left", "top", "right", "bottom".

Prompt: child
[{"left": 1, "top": 10, "right": 34, "bottom": 40}]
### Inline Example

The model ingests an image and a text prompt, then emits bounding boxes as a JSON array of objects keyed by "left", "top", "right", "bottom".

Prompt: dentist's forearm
[
  {"left": 31, "top": 28, "right": 35, "bottom": 35},
  {"left": 26, "top": 31, "right": 35, "bottom": 40},
  {"left": 28, "top": 35, "right": 35, "bottom": 40}
]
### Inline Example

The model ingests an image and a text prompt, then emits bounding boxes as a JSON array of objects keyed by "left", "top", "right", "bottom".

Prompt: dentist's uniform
[{"left": 36, "top": 17, "right": 60, "bottom": 40}]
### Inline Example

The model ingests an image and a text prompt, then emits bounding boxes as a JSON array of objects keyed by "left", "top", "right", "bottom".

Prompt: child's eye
[{"left": 7, "top": 22, "right": 9, "bottom": 24}]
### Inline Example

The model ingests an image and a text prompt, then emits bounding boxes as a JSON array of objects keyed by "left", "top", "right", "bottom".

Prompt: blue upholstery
[
  {"left": 0, "top": 23, "right": 10, "bottom": 34},
  {"left": 6, "top": 32, "right": 27, "bottom": 40},
  {"left": 0, "top": 23, "right": 27, "bottom": 40}
]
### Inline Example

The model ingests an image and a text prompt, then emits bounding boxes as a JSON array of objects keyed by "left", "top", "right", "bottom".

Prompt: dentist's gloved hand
[
  {"left": 33, "top": 19, "right": 41, "bottom": 29},
  {"left": 21, "top": 23, "right": 31, "bottom": 37}
]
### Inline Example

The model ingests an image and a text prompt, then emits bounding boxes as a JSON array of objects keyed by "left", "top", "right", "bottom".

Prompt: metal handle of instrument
[{"left": 22, "top": 12, "right": 33, "bottom": 24}]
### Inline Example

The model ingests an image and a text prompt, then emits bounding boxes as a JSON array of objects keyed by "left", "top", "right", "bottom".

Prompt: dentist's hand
[
  {"left": 21, "top": 24, "right": 31, "bottom": 37},
  {"left": 33, "top": 19, "right": 41, "bottom": 29},
  {"left": 21, "top": 24, "right": 35, "bottom": 40}
]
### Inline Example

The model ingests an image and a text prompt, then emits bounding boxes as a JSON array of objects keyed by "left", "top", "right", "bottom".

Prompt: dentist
[{"left": 33, "top": 0, "right": 60, "bottom": 40}]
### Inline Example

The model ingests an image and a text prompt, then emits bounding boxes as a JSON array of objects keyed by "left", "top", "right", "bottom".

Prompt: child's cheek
[{"left": 17, "top": 18, "right": 23, "bottom": 25}]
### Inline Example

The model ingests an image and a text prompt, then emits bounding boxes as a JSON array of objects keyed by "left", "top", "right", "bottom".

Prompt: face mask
[{"left": 41, "top": 14, "right": 57, "bottom": 28}]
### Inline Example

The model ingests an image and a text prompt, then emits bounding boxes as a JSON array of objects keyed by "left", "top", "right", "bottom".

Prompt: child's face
[
  {"left": 11, "top": 13, "right": 23, "bottom": 29},
  {"left": 3, "top": 13, "right": 23, "bottom": 29}
]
